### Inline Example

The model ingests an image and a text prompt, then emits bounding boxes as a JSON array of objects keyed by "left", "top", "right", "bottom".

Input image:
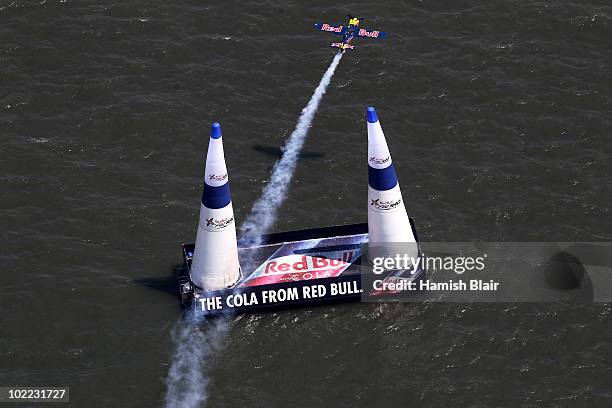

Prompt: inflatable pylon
[
  {"left": 190, "top": 122, "right": 241, "bottom": 290},
  {"left": 366, "top": 107, "right": 418, "bottom": 262}
]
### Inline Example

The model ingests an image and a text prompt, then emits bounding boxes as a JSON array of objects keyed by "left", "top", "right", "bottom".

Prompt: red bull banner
[{"left": 240, "top": 234, "right": 367, "bottom": 287}]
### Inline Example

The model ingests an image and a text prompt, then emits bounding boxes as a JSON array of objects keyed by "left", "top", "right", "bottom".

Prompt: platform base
[{"left": 176, "top": 222, "right": 425, "bottom": 314}]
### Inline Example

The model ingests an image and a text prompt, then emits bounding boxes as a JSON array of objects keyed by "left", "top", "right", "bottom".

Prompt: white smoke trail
[
  {"left": 163, "top": 52, "right": 343, "bottom": 408},
  {"left": 240, "top": 52, "right": 344, "bottom": 245},
  {"left": 164, "top": 314, "right": 229, "bottom": 408}
]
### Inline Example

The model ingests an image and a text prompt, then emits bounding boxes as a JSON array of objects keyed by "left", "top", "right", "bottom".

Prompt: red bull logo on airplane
[
  {"left": 358, "top": 29, "right": 380, "bottom": 38},
  {"left": 321, "top": 23, "right": 344, "bottom": 33},
  {"left": 314, "top": 19, "right": 387, "bottom": 51}
]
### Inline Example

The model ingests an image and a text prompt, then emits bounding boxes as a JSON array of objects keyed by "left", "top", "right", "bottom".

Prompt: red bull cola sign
[{"left": 240, "top": 235, "right": 365, "bottom": 286}]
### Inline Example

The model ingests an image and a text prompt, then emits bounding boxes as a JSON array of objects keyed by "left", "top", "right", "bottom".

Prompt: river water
[{"left": 1, "top": 0, "right": 611, "bottom": 406}]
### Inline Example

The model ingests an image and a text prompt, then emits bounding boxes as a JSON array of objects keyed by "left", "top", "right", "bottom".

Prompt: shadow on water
[
  {"left": 252, "top": 143, "right": 324, "bottom": 159},
  {"left": 133, "top": 265, "right": 184, "bottom": 297}
]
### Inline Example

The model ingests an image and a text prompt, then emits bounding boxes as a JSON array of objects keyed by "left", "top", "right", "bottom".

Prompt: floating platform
[{"left": 176, "top": 221, "right": 426, "bottom": 314}]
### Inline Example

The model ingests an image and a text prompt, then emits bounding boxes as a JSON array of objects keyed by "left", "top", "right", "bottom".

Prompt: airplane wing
[
  {"left": 357, "top": 28, "right": 387, "bottom": 39},
  {"left": 314, "top": 23, "right": 346, "bottom": 35}
]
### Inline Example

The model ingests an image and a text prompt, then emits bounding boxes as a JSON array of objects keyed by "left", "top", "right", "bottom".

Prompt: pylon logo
[
  {"left": 370, "top": 198, "right": 402, "bottom": 211},
  {"left": 369, "top": 156, "right": 390, "bottom": 166},
  {"left": 209, "top": 173, "right": 228, "bottom": 182},
  {"left": 204, "top": 216, "right": 234, "bottom": 230}
]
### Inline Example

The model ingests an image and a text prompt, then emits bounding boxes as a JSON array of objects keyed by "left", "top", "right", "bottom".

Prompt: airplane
[{"left": 314, "top": 14, "right": 387, "bottom": 51}]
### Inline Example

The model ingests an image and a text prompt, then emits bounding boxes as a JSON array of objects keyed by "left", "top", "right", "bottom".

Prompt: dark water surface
[{"left": 2, "top": 0, "right": 611, "bottom": 406}]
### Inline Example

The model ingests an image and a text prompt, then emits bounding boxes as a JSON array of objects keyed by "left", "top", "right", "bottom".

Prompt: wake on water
[{"left": 163, "top": 52, "right": 343, "bottom": 408}]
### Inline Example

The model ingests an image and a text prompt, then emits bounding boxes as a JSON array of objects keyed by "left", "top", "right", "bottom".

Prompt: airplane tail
[{"left": 331, "top": 42, "right": 354, "bottom": 50}]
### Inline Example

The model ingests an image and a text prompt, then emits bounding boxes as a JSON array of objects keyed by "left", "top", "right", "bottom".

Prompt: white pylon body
[
  {"left": 366, "top": 107, "right": 418, "bottom": 262},
  {"left": 190, "top": 122, "right": 241, "bottom": 290}
]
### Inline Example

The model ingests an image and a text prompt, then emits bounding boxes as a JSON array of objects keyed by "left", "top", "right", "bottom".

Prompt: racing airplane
[{"left": 314, "top": 15, "right": 387, "bottom": 51}]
